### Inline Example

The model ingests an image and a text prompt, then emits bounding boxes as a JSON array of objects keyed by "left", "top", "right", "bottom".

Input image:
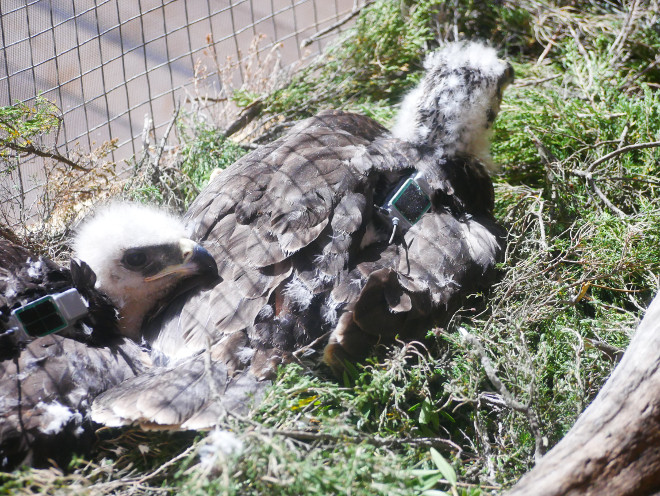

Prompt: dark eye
[
  {"left": 123, "top": 250, "right": 147, "bottom": 268},
  {"left": 486, "top": 108, "right": 496, "bottom": 124}
]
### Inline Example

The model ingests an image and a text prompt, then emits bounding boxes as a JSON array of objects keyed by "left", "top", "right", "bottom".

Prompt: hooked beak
[
  {"left": 500, "top": 62, "right": 515, "bottom": 89},
  {"left": 144, "top": 239, "right": 219, "bottom": 287}
]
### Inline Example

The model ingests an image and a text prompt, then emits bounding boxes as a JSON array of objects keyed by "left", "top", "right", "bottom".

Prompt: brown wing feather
[
  {"left": 111, "top": 109, "right": 504, "bottom": 428},
  {"left": 0, "top": 239, "right": 150, "bottom": 468},
  {"left": 0, "top": 334, "right": 148, "bottom": 468},
  {"left": 144, "top": 111, "right": 394, "bottom": 359}
]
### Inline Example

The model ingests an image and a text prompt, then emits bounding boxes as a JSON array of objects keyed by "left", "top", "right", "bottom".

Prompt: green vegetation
[
  {"left": 0, "top": 95, "right": 118, "bottom": 256},
  {"left": 3, "top": 0, "right": 660, "bottom": 494},
  {"left": 124, "top": 111, "right": 247, "bottom": 210},
  {"left": 0, "top": 95, "right": 61, "bottom": 168}
]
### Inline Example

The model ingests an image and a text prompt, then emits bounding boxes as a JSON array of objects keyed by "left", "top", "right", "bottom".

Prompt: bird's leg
[{"left": 401, "top": 237, "right": 412, "bottom": 276}]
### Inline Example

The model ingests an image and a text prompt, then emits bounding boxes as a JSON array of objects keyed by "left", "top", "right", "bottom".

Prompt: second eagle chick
[{"left": 91, "top": 41, "right": 512, "bottom": 430}]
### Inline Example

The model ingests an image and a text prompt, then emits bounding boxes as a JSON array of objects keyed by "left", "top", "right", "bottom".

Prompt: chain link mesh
[{"left": 1, "top": 0, "right": 358, "bottom": 227}]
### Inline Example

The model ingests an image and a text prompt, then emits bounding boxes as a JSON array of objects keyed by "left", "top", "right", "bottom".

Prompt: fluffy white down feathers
[
  {"left": 392, "top": 40, "right": 512, "bottom": 171},
  {"left": 73, "top": 203, "right": 194, "bottom": 340},
  {"left": 73, "top": 202, "right": 188, "bottom": 288}
]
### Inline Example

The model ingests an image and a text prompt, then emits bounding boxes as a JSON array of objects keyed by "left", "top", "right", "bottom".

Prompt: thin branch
[
  {"left": 569, "top": 169, "right": 629, "bottom": 218},
  {"left": 533, "top": 195, "right": 547, "bottom": 251},
  {"left": 587, "top": 176, "right": 628, "bottom": 218},
  {"left": 187, "top": 96, "right": 228, "bottom": 104},
  {"left": 273, "top": 428, "right": 460, "bottom": 451},
  {"left": 459, "top": 328, "right": 546, "bottom": 462},
  {"left": 300, "top": 1, "right": 375, "bottom": 48},
  {"left": 154, "top": 103, "right": 181, "bottom": 169},
  {"left": 227, "top": 410, "right": 461, "bottom": 453},
  {"left": 535, "top": 32, "right": 558, "bottom": 66},
  {"left": 292, "top": 331, "right": 331, "bottom": 358},
  {"left": 224, "top": 99, "right": 263, "bottom": 138},
  {"left": 586, "top": 141, "right": 660, "bottom": 172},
  {"left": 4, "top": 142, "right": 89, "bottom": 172},
  {"left": 609, "top": 0, "right": 639, "bottom": 65},
  {"left": 137, "top": 442, "right": 198, "bottom": 484},
  {"left": 585, "top": 338, "right": 625, "bottom": 362},
  {"left": 620, "top": 54, "right": 660, "bottom": 91},
  {"left": 513, "top": 74, "right": 560, "bottom": 88},
  {"left": 568, "top": 141, "right": 660, "bottom": 217}
]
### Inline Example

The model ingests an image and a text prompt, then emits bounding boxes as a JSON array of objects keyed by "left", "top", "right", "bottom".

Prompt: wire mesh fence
[{"left": 0, "top": 0, "right": 359, "bottom": 228}]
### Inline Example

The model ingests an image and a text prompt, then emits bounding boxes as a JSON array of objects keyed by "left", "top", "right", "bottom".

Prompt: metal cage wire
[{"left": 0, "top": 0, "right": 358, "bottom": 225}]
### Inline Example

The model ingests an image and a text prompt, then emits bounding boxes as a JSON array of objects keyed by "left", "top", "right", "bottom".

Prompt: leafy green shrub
[{"left": 0, "top": 95, "right": 61, "bottom": 169}]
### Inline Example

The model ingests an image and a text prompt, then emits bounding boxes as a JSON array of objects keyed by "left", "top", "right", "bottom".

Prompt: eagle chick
[
  {"left": 73, "top": 202, "right": 218, "bottom": 340},
  {"left": 0, "top": 203, "right": 218, "bottom": 468},
  {"left": 90, "top": 40, "right": 513, "bottom": 430},
  {"left": 393, "top": 40, "right": 513, "bottom": 171}
]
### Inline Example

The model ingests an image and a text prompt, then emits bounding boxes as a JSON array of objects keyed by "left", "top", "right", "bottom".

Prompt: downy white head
[{"left": 392, "top": 41, "right": 514, "bottom": 172}]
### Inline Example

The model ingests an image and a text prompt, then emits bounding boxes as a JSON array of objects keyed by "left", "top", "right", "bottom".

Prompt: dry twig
[
  {"left": 586, "top": 141, "right": 660, "bottom": 172},
  {"left": 459, "top": 327, "right": 546, "bottom": 462},
  {"left": 301, "top": 1, "right": 375, "bottom": 47},
  {"left": 4, "top": 142, "right": 88, "bottom": 172}
]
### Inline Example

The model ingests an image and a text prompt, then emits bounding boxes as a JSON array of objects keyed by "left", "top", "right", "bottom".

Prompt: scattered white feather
[
  {"left": 24, "top": 356, "right": 48, "bottom": 371},
  {"left": 321, "top": 294, "right": 340, "bottom": 325},
  {"left": 283, "top": 276, "right": 314, "bottom": 310},
  {"left": 313, "top": 269, "right": 334, "bottom": 285},
  {"left": 347, "top": 145, "right": 374, "bottom": 175},
  {"left": 198, "top": 429, "right": 244, "bottom": 467},
  {"left": 36, "top": 401, "right": 83, "bottom": 434},
  {"left": 0, "top": 396, "right": 19, "bottom": 410},
  {"left": 3, "top": 281, "right": 17, "bottom": 299},
  {"left": 457, "top": 220, "right": 501, "bottom": 269},
  {"left": 26, "top": 259, "right": 44, "bottom": 279},
  {"left": 257, "top": 304, "right": 275, "bottom": 320},
  {"left": 426, "top": 273, "right": 460, "bottom": 305},
  {"left": 236, "top": 346, "right": 256, "bottom": 364}
]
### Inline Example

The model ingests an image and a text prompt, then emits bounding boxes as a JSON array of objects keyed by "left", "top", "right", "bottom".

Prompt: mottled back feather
[
  {"left": 0, "top": 239, "right": 149, "bottom": 469},
  {"left": 94, "top": 41, "right": 511, "bottom": 430}
]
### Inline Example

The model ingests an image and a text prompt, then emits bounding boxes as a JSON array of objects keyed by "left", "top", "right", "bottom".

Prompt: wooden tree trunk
[{"left": 506, "top": 294, "right": 660, "bottom": 496}]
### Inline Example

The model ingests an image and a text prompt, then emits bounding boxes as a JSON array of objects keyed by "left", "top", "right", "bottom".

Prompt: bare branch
[
  {"left": 459, "top": 328, "right": 546, "bottom": 462},
  {"left": 153, "top": 103, "right": 181, "bottom": 171},
  {"left": 227, "top": 409, "right": 461, "bottom": 453},
  {"left": 224, "top": 100, "right": 264, "bottom": 138},
  {"left": 570, "top": 169, "right": 629, "bottom": 218},
  {"left": 586, "top": 141, "right": 660, "bottom": 172},
  {"left": 609, "top": 0, "right": 640, "bottom": 66},
  {"left": 4, "top": 142, "right": 89, "bottom": 172},
  {"left": 301, "top": 1, "right": 375, "bottom": 48},
  {"left": 513, "top": 74, "right": 561, "bottom": 88}
]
